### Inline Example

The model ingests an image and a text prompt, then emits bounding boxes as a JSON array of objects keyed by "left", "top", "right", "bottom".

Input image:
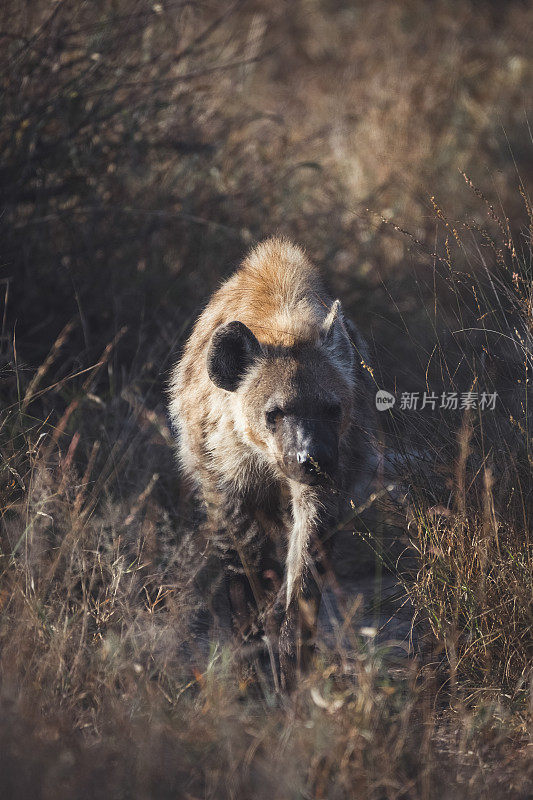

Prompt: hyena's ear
[
  {"left": 207, "top": 321, "right": 262, "bottom": 391},
  {"left": 319, "top": 299, "right": 354, "bottom": 372}
]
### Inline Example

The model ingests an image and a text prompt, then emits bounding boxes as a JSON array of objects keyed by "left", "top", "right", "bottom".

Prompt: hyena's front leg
[
  {"left": 203, "top": 480, "right": 270, "bottom": 639},
  {"left": 279, "top": 485, "right": 334, "bottom": 689},
  {"left": 278, "top": 581, "right": 322, "bottom": 690}
]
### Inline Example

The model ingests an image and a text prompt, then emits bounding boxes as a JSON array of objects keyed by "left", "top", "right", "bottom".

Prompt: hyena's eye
[{"left": 265, "top": 407, "right": 284, "bottom": 429}]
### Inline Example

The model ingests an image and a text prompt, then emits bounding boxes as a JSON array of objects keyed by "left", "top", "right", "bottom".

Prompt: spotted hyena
[{"left": 169, "top": 237, "right": 377, "bottom": 686}]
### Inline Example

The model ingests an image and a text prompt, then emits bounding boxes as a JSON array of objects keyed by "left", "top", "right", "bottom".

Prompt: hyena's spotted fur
[{"left": 169, "top": 237, "right": 377, "bottom": 685}]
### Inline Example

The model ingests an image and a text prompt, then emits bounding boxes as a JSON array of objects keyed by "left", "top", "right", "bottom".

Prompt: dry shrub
[
  {"left": 386, "top": 184, "right": 532, "bottom": 715},
  {"left": 1, "top": 1, "right": 532, "bottom": 798},
  {"left": 410, "top": 503, "right": 531, "bottom": 696}
]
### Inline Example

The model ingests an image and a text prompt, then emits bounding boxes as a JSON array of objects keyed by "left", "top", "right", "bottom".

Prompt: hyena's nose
[
  {"left": 290, "top": 423, "right": 338, "bottom": 484},
  {"left": 296, "top": 450, "right": 325, "bottom": 479}
]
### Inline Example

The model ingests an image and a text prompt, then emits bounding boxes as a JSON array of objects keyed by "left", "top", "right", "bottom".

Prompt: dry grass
[{"left": 0, "top": 1, "right": 532, "bottom": 797}]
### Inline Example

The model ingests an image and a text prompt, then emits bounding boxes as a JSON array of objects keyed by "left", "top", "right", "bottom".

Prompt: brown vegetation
[{"left": 0, "top": 1, "right": 531, "bottom": 797}]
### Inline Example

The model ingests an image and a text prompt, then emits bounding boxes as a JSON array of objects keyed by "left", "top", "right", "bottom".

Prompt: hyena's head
[{"left": 206, "top": 301, "right": 357, "bottom": 485}]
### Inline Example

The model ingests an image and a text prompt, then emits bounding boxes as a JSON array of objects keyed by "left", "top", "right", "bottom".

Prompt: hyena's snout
[{"left": 283, "top": 419, "right": 338, "bottom": 485}]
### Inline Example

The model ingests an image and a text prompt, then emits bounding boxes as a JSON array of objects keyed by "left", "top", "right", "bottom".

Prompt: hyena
[{"left": 169, "top": 238, "right": 377, "bottom": 686}]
